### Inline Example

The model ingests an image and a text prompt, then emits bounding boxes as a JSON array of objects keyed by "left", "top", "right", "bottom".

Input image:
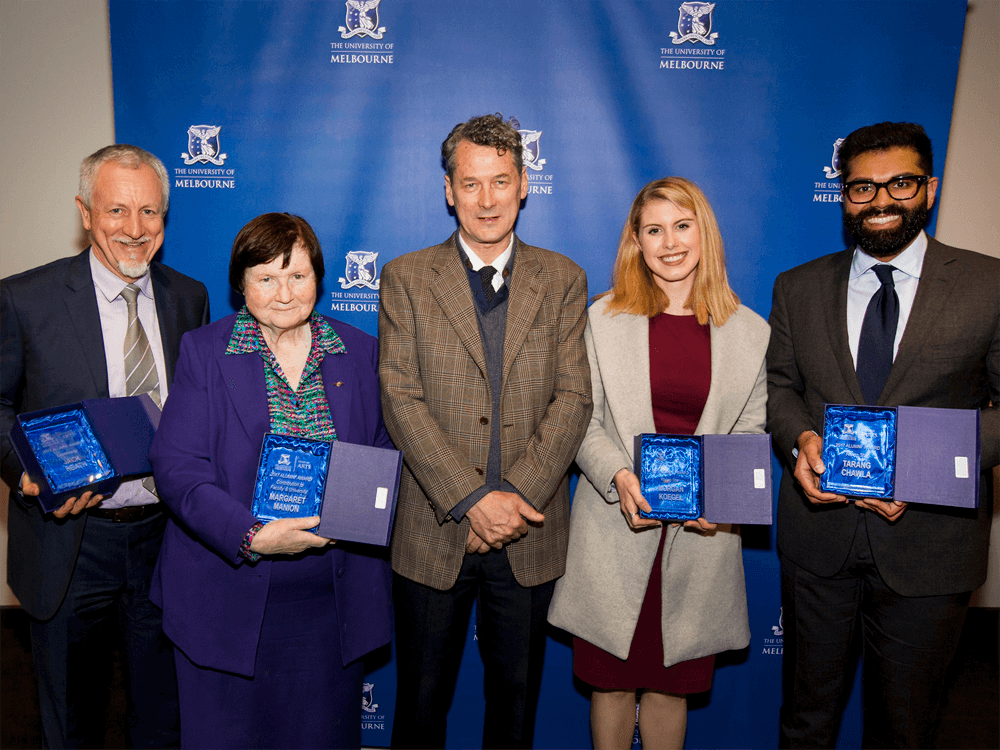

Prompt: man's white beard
[{"left": 118, "top": 259, "right": 150, "bottom": 278}]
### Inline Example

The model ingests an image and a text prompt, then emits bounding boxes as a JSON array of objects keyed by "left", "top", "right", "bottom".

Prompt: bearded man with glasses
[{"left": 766, "top": 122, "right": 999, "bottom": 749}]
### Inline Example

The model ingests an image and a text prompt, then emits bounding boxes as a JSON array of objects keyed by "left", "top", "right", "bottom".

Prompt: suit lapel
[
  {"left": 881, "top": 239, "right": 957, "bottom": 404},
  {"left": 696, "top": 316, "right": 739, "bottom": 435},
  {"left": 827, "top": 250, "right": 865, "bottom": 404},
  {"left": 429, "top": 237, "right": 487, "bottom": 376},
  {"left": 502, "top": 240, "right": 544, "bottom": 386},
  {"left": 150, "top": 264, "right": 182, "bottom": 388},
  {"left": 215, "top": 325, "right": 270, "bottom": 447},
  {"left": 321, "top": 350, "right": 356, "bottom": 443},
  {"left": 590, "top": 305, "right": 655, "bottom": 447},
  {"left": 63, "top": 252, "right": 110, "bottom": 397}
]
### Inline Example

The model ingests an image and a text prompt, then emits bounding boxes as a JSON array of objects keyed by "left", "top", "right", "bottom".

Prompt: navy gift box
[
  {"left": 10, "top": 394, "right": 160, "bottom": 513},
  {"left": 633, "top": 433, "right": 773, "bottom": 524},
  {"left": 820, "top": 404, "right": 980, "bottom": 507},
  {"left": 317, "top": 441, "right": 403, "bottom": 547}
]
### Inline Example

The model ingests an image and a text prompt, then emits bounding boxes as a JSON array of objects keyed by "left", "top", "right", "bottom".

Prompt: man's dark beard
[{"left": 842, "top": 201, "right": 929, "bottom": 259}]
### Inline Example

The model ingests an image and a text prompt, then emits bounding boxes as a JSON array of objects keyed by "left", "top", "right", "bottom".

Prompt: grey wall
[{"left": 1, "top": 0, "right": 998, "bottom": 606}]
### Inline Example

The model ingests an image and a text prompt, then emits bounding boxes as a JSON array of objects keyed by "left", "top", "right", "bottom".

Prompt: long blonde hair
[{"left": 599, "top": 177, "right": 739, "bottom": 325}]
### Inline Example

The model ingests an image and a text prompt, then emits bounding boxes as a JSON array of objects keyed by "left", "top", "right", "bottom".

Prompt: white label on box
[
  {"left": 754, "top": 468, "right": 766, "bottom": 489},
  {"left": 955, "top": 457, "right": 969, "bottom": 479},
  {"left": 375, "top": 486, "right": 388, "bottom": 509}
]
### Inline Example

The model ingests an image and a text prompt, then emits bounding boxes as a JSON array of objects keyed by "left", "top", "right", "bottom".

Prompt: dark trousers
[
  {"left": 779, "top": 511, "right": 969, "bottom": 749},
  {"left": 391, "top": 548, "right": 555, "bottom": 750},
  {"left": 29, "top": 511, "right": 180, "bottom": 749}
]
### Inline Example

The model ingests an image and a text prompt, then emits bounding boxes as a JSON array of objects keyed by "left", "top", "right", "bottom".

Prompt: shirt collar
[
  {"left": 225, "top": 306, "right": 346, "bottom": 356},
  {"left": 89, "top": 247, "right": 153, "bottom": 302},
  {"left": 851, "top": 229, "right": 927, "bottom": 281},
  {"left": 456, "top": 232, "right": 515, "bottom": 273}
]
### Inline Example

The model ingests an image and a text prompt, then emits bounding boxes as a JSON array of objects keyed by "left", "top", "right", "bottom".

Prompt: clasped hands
[
  {"left": 465, "top": 490, "right": 544, "bottom": 555},
  {"left": 613, "top": 468, "right": 716, "bottom": 533},
  {"left": 794, "top": 431, "right": 907, "bottom": 522}
]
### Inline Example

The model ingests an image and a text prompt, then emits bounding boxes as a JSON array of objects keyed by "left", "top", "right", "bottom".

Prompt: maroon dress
[{"left": 574, "top": 312, "right": 714, "bottom": 693}]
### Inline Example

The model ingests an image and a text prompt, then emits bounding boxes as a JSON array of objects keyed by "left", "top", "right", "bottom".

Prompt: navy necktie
[
  {"left": 856, "top": 264, "right": 899, "bottom": 404},
  {"left": 479, "top": 266, "right": 497, "bottom": 302}
]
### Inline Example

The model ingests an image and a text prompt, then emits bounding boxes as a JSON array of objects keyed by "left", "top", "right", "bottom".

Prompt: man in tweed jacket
[{"left": 379, "top": 114, "right": 592, "bottom": 749}]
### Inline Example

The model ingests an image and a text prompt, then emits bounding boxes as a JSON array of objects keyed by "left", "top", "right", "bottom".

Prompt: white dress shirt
[
  {"left": 456, "top": 233, "right": 514, "bottom": 294},
  {"left": 847, "top": 230, "right": 928, "bottom": 367},
  {"left": 90, "top": 250, "right": 167, "bottom": 507}
]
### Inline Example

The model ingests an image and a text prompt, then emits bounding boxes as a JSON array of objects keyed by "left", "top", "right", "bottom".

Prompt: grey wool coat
[{"left": 548, "top": 296, "right": 770, "bottom": 667}]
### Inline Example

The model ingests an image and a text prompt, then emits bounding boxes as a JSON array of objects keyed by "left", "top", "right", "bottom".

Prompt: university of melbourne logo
[
  {"left": 362, "top": 682, "right": 378, "bottom": 713},
  {"left": 519, "top": 129, "right": 546, "bottom": 172},
  {"left": 181, "top": 125, "right": 227, "bottom": 166},
  {"left": 823, "top": 137, "right": 846, "bottom": 179},
  {"left": 669, "top": 2, "right": 719, "bottom": 45},
  {"left": 762, "top": 607, "right": 784, "bottom": 655},
  {"left": 813, "top": 136, "right": 845, "bottom": 202},
  {"left": 340, "top": 0, "right": 386, "bottom": 39},
  {"left": 277, "top": 453, "right": 291, "bottom": 467},
  {"left": 510, "top": 117, "right": 554, "bottom": 195},
  {"left": 331, "top": 250, "right": 380, "bottom": 314},
  {"left": 339, "top": 251, "right": 380, "bottom": 291}
]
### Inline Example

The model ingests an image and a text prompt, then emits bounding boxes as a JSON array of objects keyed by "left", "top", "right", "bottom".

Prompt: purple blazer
[{"left": 149, "top": 312, "right": 393, "bottom": 677}]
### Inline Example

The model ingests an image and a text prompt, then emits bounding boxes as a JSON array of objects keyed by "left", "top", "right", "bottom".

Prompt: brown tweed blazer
[{"left": 379, "top": 234, "right": 593, "bottom": 590}]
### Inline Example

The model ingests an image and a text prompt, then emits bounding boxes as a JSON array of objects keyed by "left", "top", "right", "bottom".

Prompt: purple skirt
[{"left": 174, "top": 548, "right": 364, "bottom": 749}]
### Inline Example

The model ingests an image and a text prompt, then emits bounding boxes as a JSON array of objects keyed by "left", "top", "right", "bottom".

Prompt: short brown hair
[
  {"left": 441, "top": 113, "right": 523, "bottom": 178},
  {"left": 229, "top": 213, "right": 325, "bottom": 294},
  {"left": 599, "top": 177, "right": 739, "bottom": 326}
]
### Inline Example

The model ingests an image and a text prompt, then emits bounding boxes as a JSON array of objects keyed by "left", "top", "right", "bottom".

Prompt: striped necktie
[{"left": 121, "top": 283, "right": 160, "bottom": 496}]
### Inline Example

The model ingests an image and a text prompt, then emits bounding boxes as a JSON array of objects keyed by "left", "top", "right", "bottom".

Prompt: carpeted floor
[{"left": 1, "top": 606, "right": 997, "bottom": 749}]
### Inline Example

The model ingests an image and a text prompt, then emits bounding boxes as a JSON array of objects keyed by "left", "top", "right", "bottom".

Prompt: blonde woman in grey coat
[{"left": 548, "top": 177, "right": 769, "bottom": 750}]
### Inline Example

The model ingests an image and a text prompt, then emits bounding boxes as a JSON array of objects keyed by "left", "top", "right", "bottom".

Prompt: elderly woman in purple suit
[{"left": 149, "top": 213, "right": 393, "bottom": 749}]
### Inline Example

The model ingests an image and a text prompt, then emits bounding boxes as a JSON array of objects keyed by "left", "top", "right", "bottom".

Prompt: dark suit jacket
[
  {"left": 767, "top": 238, "right": 999, "bottom": 597},
  {"left": 378, "top": 235, "right": 593, "bottom": 590},
  {"left": 147, "top": 313, "right": 393, "bottom": 677},
  {"left": 0, "top": 251, "right": 209, "bottom": 620}
]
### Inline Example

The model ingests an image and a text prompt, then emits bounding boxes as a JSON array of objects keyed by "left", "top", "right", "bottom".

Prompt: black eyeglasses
[{"left": 842, "top": 175, "right": 930, "bottom": 204}]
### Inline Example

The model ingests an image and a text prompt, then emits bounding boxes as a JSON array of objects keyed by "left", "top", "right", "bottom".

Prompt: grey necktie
[{"left": 121, "top": 283, "right": 160, "bottom": 495}]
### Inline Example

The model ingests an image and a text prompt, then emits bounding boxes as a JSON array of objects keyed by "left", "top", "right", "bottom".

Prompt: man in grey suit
[
  {"left": 767, "top": 122, "right": 998, "bottom": 748},
  {"left": 379, "top": 114, "right": 592, "bottom": 749},
  {"left": 1, "top": 144, "right": 209, "bottom": 748}
]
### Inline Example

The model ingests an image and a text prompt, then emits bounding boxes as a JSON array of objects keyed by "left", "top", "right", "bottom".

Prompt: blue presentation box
[
  {"left": 820, "top": 404, "right": 980, "bottom": 507},
  {"left": 9, "top": 394, "right": 160, "bottom": 513},
  {"left": 252, "top": 434, "right": 403, "bottom": 546},
  {"left": 633, "top": 433, "right": 773, "bottom": 524},
  {"left": 317, "top": 441, "right": 403, "bottom": 547}
]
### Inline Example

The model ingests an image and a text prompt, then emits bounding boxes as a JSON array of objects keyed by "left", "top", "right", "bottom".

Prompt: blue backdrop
[{"left": 109, "top": 1, "right": 967, "bottom": 747}]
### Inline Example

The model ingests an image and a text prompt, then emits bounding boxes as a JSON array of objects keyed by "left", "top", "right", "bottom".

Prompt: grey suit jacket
[
  {"left": 0, "top": 250, "right": 209, "bottom": 619},
  {"left": 548, "top": 296, "right": 770, "bottom": 666},
  {"left": 767, "top": 238, "right": 999, "bottom": 596},
  {"left": 379, "top": 235, "right": 593, "bottom": 590}
]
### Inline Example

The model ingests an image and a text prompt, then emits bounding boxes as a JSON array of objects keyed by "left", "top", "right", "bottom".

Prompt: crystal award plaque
[
  {"left": 820, "top": 405, "right": 896, "bottom": 498},
  {"left": 635, "top": 434, "right": 702, "bottom": 521},
  {"left": 21, "top": 410, "right": 114, "bottom": 493},
  {"left": 251, "top": 434, "right": 332, "bottom": 524}
]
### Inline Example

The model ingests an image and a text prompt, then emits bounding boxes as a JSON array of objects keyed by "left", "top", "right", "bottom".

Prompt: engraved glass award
[
  {"left": 636, "top": 434, "right": 702, "bottom": 521},
  {"left": 22, "top": 410, "right": 115, "bottom": 493},
  {"left": 820, "top": 405, "right": 897, "bottom": 498},
  {"left": 251, "top": 434, "right": 332, "bottom": 525}
]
